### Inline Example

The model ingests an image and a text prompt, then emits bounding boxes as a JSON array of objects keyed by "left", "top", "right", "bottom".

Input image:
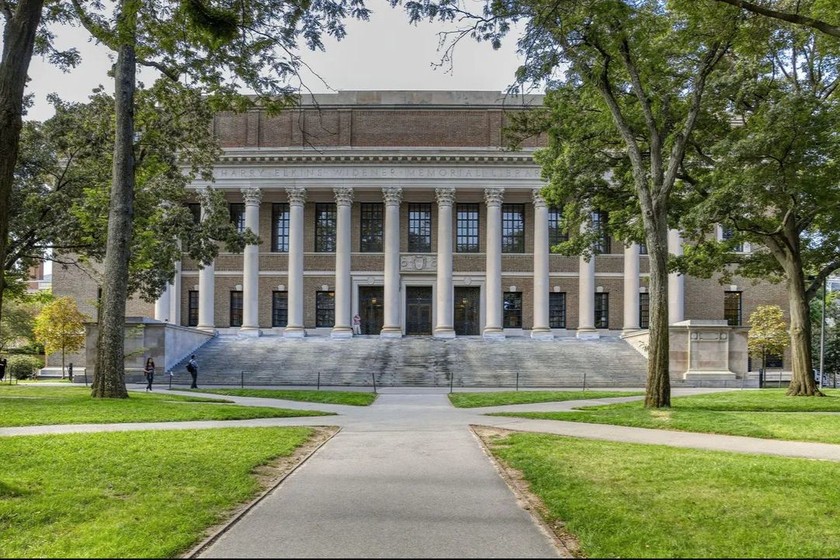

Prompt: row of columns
[{"left": 156, "top": 187, "right": 686, "bottom": 338}]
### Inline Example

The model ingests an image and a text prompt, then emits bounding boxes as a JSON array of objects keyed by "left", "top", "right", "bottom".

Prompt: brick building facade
[{"left": 52, "top": 91, "right": 789, "bottom": 368}]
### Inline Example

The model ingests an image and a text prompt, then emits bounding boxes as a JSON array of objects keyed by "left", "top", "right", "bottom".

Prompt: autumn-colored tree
[
  {"left": 747, "top": 305, "right": 791, "bottom": 389},
  {"left": 33, "top": 296, "right": 88, "bottom": 379}
]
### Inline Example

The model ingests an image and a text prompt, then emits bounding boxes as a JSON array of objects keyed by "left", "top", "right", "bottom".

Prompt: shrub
[{"left": 7, "top": 355, "right": 45, "bottom": 380}]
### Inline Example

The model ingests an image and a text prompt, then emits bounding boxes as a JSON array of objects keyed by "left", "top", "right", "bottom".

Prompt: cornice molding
[{"left": 216, "top": 152, "right": 537, "bottom": 166}]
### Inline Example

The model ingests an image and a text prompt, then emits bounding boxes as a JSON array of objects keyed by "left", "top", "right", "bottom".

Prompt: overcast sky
[{"left": 25, "top": 0, "right": 528, "bottom": 122}]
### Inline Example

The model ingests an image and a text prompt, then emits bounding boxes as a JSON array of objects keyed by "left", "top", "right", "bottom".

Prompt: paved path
[{"left": 5, "top": 386, "right": 840, "bottom": 558}]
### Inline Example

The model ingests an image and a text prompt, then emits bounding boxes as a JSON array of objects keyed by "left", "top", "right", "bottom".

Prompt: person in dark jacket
[
  {"left": 187, "top": 355, "right": 198, "bottom": 389},
  {"left": 144, "top": 357, "right": 155, "bottom": 392}
]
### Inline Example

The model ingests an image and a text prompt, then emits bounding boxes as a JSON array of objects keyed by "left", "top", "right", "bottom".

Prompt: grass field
[
  {"left": 0, "top": 427, "right": 317, "bottom": 558},
  {"left": 0, "top": 385, "right": 334, "bottom": 427},
  {"left": 189, "top": 388, "right": 377, "bottom": 406},
  {"left": 490, "top": 389, "right": 840, "bottom": 444},
  {"left": 448, "top": 390, "right": 643, "bottom": 408},
  {"left": 481, "top": 429, "right": 840, "bottom": 558}
]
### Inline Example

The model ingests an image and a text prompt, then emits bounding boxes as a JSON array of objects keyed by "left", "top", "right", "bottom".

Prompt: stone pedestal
[{"left": 671, "top": 320, "right": 738, "bottom": 382}]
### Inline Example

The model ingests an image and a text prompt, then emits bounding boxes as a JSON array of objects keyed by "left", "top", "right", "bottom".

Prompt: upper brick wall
[{"left": 213, "top": 91, "right": 547, "bottom": 149}]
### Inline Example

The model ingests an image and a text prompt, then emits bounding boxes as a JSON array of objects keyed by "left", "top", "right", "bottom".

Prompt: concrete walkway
[{"left": 4, "top": 386, "right": 840, "bottom": 558}]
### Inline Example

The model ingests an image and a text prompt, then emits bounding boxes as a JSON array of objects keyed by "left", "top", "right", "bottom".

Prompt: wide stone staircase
[{"left": 167, "top": 334, "right": 648, "bottom": 389}]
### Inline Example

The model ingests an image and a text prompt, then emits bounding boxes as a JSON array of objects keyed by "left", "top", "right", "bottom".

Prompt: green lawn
[
  {"left": 188, "top": 388, "right": 377, "bottom": 406},
  {"left": 0, "top": 385, "right": 333, "bottom": 427},
  {"left": 483, "top": 430, "right": 840, "bottom": 558},
  {"left": 491, "top": 389, "right": 840, "bottom": 444},
  {"left": 449, "top": 390, "right": 643, "bottom": 408},
  {"left": 0, "top": 427, "right": 316, "bottom": 558}
]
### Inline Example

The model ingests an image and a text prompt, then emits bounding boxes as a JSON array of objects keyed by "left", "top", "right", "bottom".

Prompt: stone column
[
  {"left": 285, "top": 188, "right": 306, "bottom": 338},
  {"left": 668, "top": 229, "right": 685, "bottom": 324},
  {"left": 154, "top": 284, "right": 171, "bottom": 322},
  {"left": 577, "top": 218, "right": 598, "bottom": 339},
  {"left": 434, "top": 188, "right": 456, "bottom": 338},
  {"left": 622, "top": 242, "right": 641, "bottom": 334},
  {"left": 531, "top": 190, "right": 553, "bottom": 339},
  {"left": 332, "top": 187, "right": 354, "bottom": 339},
  {"left": 381, "top": 187, "right": 403, "bottom": 338},
  {"left": 240, "top": 188, "right": 262, "bottom": 336},
  {"left": 197, "top": 199, "right": 216, "bottom": 332},
  {"left": 483, "top": 188, "right": 505, "bottom": 339},
  {"left": 170, "top": 259, "right": 182, "bottom": 325}
]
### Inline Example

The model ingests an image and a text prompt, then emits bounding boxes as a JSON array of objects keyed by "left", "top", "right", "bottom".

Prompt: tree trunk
[
  {"left": 91, "top": 24, "right": 135, "bottom": 399},
  {"left": 786, "top": 269, "right": 822, "bottom": 396},
  {"left": 0, "top": 0, "right": 45, "bottom": 325},
  {"left": 643, "top": 215, "right": 671, "bottom": 408}
]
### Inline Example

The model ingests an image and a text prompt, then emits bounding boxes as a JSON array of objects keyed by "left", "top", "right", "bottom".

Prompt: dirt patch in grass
[
  {"left": 184, "top": 426, "right": 340, "bottom": 558},
  {"left": 471, "top": 425, "right": 582, "bottom": 558}
]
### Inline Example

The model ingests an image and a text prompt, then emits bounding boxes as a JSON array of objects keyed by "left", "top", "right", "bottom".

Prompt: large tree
[
  {"left": 404, "top": 0, "right": 741, "bottom": 407},
  {"left": 62, "top": 0, "right": 373, "bottom": 397},
  {"left": 710, "top": 0, "right": 840, "bottom": 38},
  {"left": 678, "top": 16, "right": 840, "bottom": 396}
]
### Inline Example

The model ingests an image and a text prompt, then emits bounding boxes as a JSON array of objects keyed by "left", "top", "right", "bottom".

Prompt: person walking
[
  {"left": 187, "top": 355, "right": 198, "bottom": 389},
  {"left": 0, "top": 357, "right": 6, "bottom": 382},
  {"left": 352, "top": 313, "right": 361, "bottom": 335},
  {"left": 144, "top": 357, "right": 155, "bottom": 392}
]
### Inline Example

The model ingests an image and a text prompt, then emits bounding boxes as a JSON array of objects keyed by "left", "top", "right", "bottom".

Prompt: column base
[
  {"left": 433, "top": 327, "right": 456, "bottom": 339},
  {"left": 196, "top": 325, "right": 217, "bottom": 334},
  {"left": 482, "top": 327, "right": 505, "bottom": 341},
  {"left": 239, "top": 327, "right": 262, "bottom": 337},
  {"left": 283, "top": 326, "right": 306, "bottom": 338},
  {"left": 576, "top": 328, "right": 600, "bottom": 340},
  {"left": 331, "top": 327, "right": 353, "bottom": 339},
  {"left": 530, "top": 328, "right": 554, "bottom": 340},
  {"left": 380, "top": 327, "right": 403, "bottom": 339},
  {"left": 621, "top": 327, "right": 641, "bottom": 337}
]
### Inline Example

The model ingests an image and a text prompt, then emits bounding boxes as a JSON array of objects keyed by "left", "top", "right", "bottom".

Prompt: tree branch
[
  {"left": 137, "top": 58, "right": 180, "bottom": 82},
  {"left": 711, "top": 0, "right": 840, "bottom": 37}
]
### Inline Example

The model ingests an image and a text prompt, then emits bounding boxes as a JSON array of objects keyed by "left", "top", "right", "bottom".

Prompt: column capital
[
  {"left": 334, "top": 187, "right": 354, "bottom": 207},
  {"left": 484, "top": 188, "right": 505, "bottom": 207},
  {"left": 382, "top": 187, "right": 403, "bottom": 206},
  {"left": 435, "top": 187, "right": 456, "bottom": 207},
  {"left": 532, "top": 189, "right": 547, "bottom": 208},
  {"left": 241, "top": 187, "right": 262, "bottom": 206},
  {"left": 286, "top": 187, "right": 307, "bottom": 207}
]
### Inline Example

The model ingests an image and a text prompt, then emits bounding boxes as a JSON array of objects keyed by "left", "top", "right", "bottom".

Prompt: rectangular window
[
  {"left": 639, "top": 292, "right": 650, "bottom": 329},
  {"left": 549, "top": 292, "right": 566, "bottom": 328},
  {"left": 188, "top": 290, "right": 199, "bottom": 327},
  {"left": 456, "top": 203, "right": 480, "bottom": 253},
  {"left": 765, "top": 354, "right": 784, "bottom": 368},
  {"left": 230, "top": 203, "right": 245, "bottom": 233},
  {"left": 639, "top": 243, "right": 648, "bottom": 255},
  {"left": 591, "top": 210, "right": 610, "bottom": 254},
  {"left": 315, "top": 203, "right": 337, "bottom": 252},
  {"left": 272, "top": 291, "right": 288, "bottom": 327},
  {"left": 721, "top": 226, "right": 744, "bottom": 252},
  {"left": 724, "top": 291, "right": 742, "bottom": 326},
  {"left": 595, "top": 293, "right": 609, "bottom": 329},
  {"left": 229, "top": 291, "right": 243, "bottom": 327},
  {"left": 408, "top": 203, "right": 433, "bottom": 253},
  {"left": 272, "top": 203, "right": 290, "bottom": 252},
  {"left": 316, "top": 291, "right": 335, "bottom": 327},
  {"left": 503, "top": 292, "right": 523, "bottom": 328},
  {"left": 360, "top": 203, "right": 384, "bottom": 252},
  {"left": 502, "top": 204, "right": 526, "bottom": 253},
  {"left": 548, "top": 206, "right": 567, "bottom": 247},
  {"left": 188, "top": 203, "right": 202, "bottom": 224}
]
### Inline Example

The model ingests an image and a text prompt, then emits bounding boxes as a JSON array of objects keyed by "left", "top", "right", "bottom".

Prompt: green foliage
[
  {"left": 0, "top": 292, "right": 52, "bottom": 352},
  {"left": 448, "top": 390, "right": 643, "bottom": 408},
  {"left": 192, "top": 388, "right": 378, "bottom": 406},
  {"left": 748, "top": 305, "right": 790, "bottom": 360},
  {"left": 33, "top": 296, "right": 88, "bottom": 359},
  {"left": 6, "top": 355, "right": 45, "bottom": 380}
]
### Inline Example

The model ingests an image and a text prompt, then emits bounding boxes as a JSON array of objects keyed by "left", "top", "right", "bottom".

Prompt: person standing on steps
[
  {"left": 144, "top": 357, "right": 155, "bottom": 392},
  {"left": 187, "top": 355, "right": 198, "bottom": 389},
  {"left": 352, "top": 313, "right": 361, "bottom": 335}
]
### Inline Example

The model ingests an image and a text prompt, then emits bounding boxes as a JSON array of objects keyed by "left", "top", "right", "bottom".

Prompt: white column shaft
[
  {"left": 483, "top": 189, "right": 504, "bottom": 339},
  {"left": 197, "top": 203, "right": 215, "bottom": 331},
  {"left": 285, "top": 188, "right": 306, "bottom": 337},
  {"left": 241, "top": 189, "right": 261, "bottom": 334},
  {"left": 170, "top": 259, "right": 181, "bottom": 325},
  {"left": 154, "top": 284, "right": 171, "bottom": 322},
  {"left": 668, "top": 229, "right": 685, "bottom": 324},
  {"left": 532, "top": 192, "right": 552, "bottom": 339},
  {"left": 381, "top": 188, "right": 402, "bottom": 337},
  {"left": 435, "top": 189, "right": 456, "bottom": 338},
  {"left": 578, "top": 256, "right": 596, "bottom": 332},
  {"left": 332, "top": 188, "right": 353, "bottom": 338},
  {"left": 623, "top": 243, "right": 641, "bottom": 333}
]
